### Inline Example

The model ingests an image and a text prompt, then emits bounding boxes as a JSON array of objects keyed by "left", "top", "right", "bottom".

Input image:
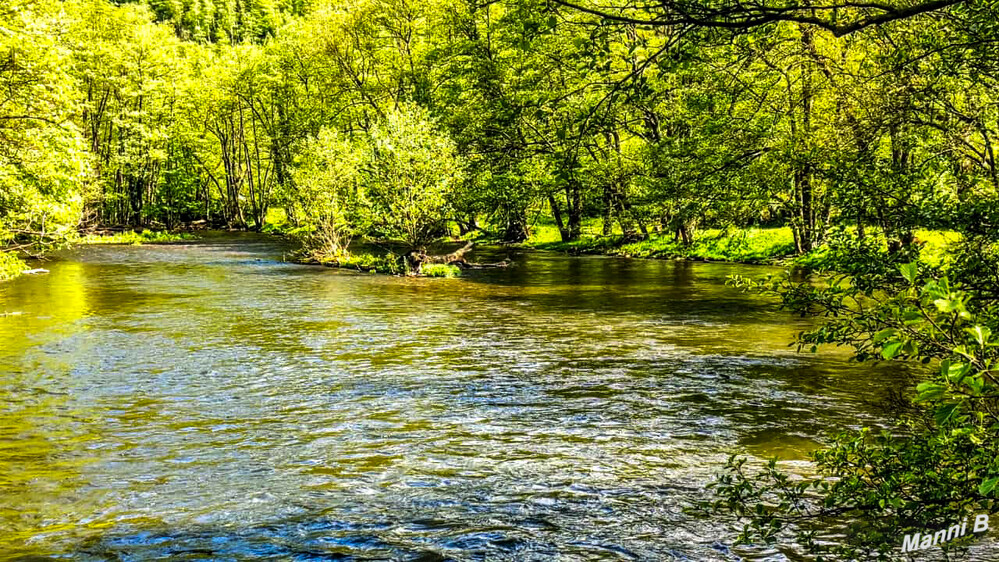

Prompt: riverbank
[
  {"left": 77, "top": 230, "right": 197, "bottom": 245},
  {"left": 2, "top": 223, "right": 960, "bottom": 284},
  {"left": 522, "top": 225, "right": 960, "bottom": 269},
  {"left": 271, "top": 213, "right": 959, "bottom": 276},
  {"left": 294, "top": 245, "right": 464, "bottom": 277},
  {"left": 0, "top": 230, "right": 197, "bottom": 283},
  {"left": 529, "top": 227, "right": 796, "bottom": 263}
]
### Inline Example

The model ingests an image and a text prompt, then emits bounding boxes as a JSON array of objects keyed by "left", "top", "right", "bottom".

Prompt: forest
[
  {"left": 3, "top": 0, "right": 999, "bottom": 558},
  {"left": 2, "top": 0, "right": 996, "bottom": 264}
]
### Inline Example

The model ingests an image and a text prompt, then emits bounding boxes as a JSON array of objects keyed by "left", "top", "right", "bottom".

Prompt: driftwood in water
[
  {"left": 21, "top": 268, "right": 49, "bottom": 275},
  {"left": 406, "top": 241, "right": 511, "bottom": 273},
  {"left": 453, "top": 259, "right": 511, "bottom": 270}
]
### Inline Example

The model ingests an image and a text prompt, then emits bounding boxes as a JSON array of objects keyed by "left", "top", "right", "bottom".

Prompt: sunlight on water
[{"left": 0, "top": 234, "right": 939, "bottom": 560}]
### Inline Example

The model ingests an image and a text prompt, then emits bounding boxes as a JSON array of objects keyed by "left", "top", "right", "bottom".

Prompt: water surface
[{"left": 0, "top": 234, "right": 923, "bottom": 560}]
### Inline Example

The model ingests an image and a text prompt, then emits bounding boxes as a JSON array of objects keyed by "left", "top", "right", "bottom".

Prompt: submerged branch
[{"left": 407, "top": 241, "right": 512, "bottom": 272}]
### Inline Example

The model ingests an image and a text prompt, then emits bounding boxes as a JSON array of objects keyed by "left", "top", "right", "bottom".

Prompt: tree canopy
[{"left": 5, "top": 0, "right": 999, "bottom": 555}]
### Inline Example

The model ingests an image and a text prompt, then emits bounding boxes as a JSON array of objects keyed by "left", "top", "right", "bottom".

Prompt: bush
[
  {"left": 299, "top": 250, "right": 405, "bottom": 275},
  {"left": 343, "top": 253, "right": 405, "bottom": 275},
  {"left": 0, "top": 252, "right": 27, "bottom": 281},
  {"left": 292, "top": 131, "right": 363, "bottom": 256},
  {"left": 715, "top": 261, "right": 999, "bottom": 559},
  {"left": 77, "top": 230, "right": 194, "bottom": 245},
  {"left": 421, "top": 263, "right": 461, "bottom": 278}
]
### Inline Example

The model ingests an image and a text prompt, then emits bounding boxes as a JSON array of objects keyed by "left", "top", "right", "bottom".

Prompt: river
[{"left": 0, "top": 234, "right": 925, "bottom": 560}]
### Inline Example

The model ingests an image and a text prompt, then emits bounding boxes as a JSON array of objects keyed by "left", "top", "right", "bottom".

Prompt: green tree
[
  {"left": 0, "top": 0, "right": 89, "bottom": 252},
  {"left": 358, "top": 105, "right": 463, "bottom": 256},
  {"left": 291, "top": 128, "right": 362, "bottom": 258}
]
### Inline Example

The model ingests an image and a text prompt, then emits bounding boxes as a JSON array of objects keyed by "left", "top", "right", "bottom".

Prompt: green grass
[
  {"left": 297, "top": 249, "right": 461, "bottom": 277},
  {"left": 261, "top": 207, "right": 294, "bottom": 234},
  {"left": 298, "top": 249, "right": 406, "bottom": 275},
  {"left": 78, "top": 230, "right": 196, "bottom": 245},
  {"left": 527, "top": 224, "right": 964, "bottom": 269},
  {"left": 421, "top": 263, "right": 461, "bottom": 278},
  {"left": 523, "top": 217, "right": 607, "bottom": 245},
  {"left": 0, "top": 252, "right": 27, "bottom": 282},
  {"left": 522, "top": 222, "right": 566, "bottom": 245},
  {"left": 530, "top": 227, "right": 797, "bottom": 263},
  {"left": 792, "top": 228, "right": 962, "bottom": 270}
]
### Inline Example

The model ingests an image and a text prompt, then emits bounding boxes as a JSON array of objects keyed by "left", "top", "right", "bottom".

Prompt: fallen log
[
  {"left": 452, "top": 258, "right": 511, "bottom": 270},
  {"left": 405, "top": 241, "right": 511, "bottom": 273}
]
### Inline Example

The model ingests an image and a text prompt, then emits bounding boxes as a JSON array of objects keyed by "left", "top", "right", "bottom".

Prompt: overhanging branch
[{"left": 551, "top": 0, "right": 966, "bottom": 36}]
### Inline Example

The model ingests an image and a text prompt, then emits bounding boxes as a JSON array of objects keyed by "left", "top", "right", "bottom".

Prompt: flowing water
[{"left": 0, "top": 234, "right": 928, "bottom": 560}]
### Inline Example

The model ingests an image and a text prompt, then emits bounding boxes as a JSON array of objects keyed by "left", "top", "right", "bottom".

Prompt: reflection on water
[{"left": 0, "top": 234, "right": 933, "bottom": 559}]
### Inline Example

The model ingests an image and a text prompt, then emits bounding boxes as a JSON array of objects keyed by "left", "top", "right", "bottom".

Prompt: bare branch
[{"left": 551, "top": 0, "right": 966, "bottom": 36}]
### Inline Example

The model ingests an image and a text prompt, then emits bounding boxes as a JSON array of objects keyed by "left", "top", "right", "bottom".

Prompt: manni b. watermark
[{"left": 901, "top": 513, "right": 991, "bottom": 552}]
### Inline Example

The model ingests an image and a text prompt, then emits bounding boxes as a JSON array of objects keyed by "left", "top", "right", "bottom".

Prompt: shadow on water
[{"left": 0, "top": 234, "right": 973, "bottom": 560}]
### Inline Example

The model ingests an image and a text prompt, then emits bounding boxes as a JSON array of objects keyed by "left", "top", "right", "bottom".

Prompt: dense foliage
[
  {"left": 4, "top": 0, "right": 999, "bottom": 556},
  {"left": 711, "top": 241, "right": 999, "bottom": 558},
  {"left": 3, "top": 0, "right": 996, "bottom": 256}
]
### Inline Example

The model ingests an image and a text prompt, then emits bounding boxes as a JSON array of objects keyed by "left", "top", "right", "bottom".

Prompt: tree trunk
[
  {"left": 795, "top": 168, "right": 814, "bottom": 253},
  {"left": 566, "top": 179, "right": 582, "bottom": 241},
  {"left": 678, "top": 223, "right": 691, "bottom": 246},
  {"left": 457, "top": 215, "right": 477, "bottom": 236},
  {"left": 502, "top": 211, "right": 528, "bottom": 243},
  {"left": 549, "top": 194, "right": 570, "bottom": 242},
  {"left": 602, "top": 183, "right": 613, "bottom": 236},
  {"left": 792, "top": 23, "right": 816, "bottom": 254}
]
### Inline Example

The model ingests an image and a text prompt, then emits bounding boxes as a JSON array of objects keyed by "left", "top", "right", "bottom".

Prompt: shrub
[
  {"left": 0, "top": 252, "right": 27, "bottom": 281},
  {"left": 716, "top": 261, "right": 999, "bottom": 559},
  {"left": 77, "top": 230, "right": 194, "bottom": 245},
  {"left": 421, "top": 263, "right": 461, "bottom": 278}
]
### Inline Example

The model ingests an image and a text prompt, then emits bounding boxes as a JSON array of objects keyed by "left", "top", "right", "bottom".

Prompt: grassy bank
[
  {"left": 526, "top": 224, "right": 960, "bottom": 268},
  {"left": 296, "top": 248, "right": 461, "bottom": 277},
  {"left": 531, "top": 226, "right": 797, "bottom": 263},
  {"left": 78, "top": 230, "right": 196, "bottom": 245},
  {"left": 298, "top": 250, "right": 405, "bottom": 274}
]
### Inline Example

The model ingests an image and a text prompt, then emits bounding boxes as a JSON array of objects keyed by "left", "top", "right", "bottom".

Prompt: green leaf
[
  {"left": 898, "top": 262, "right": 918, "bottom": 284},
  {"left": 980, "top": 477, "right": 999, "bottom": 496},
  {"left": 872, "top": 328, "right": 896, "bottom": 343},
  {"left": 917, "top": 382, "right": 947, "bottom": 401},
  {"left": 954, "top": 345, "right": 973, "bottom": 359},
  {"left": 881, "top": 341, "right": 904, "bottom": 360},
  {"left": 966, "top": 325, "right": 991, "bottom": 347},
  {"left": 946, "top": 362, "right": 971, "bottom": 383},
  {"left": 933, "top": 402, "right": 959, "bottom": 425}
]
